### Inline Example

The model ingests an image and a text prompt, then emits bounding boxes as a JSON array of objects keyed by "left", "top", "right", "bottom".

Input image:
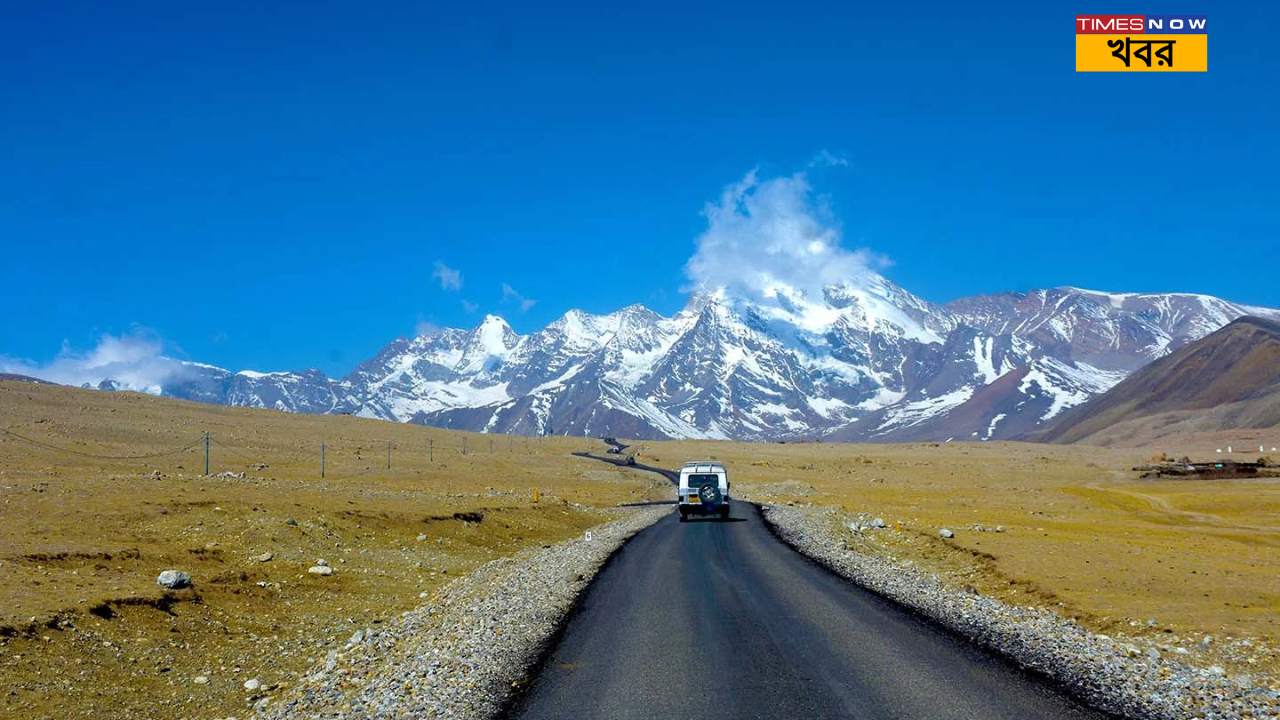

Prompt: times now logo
[{"left": 1076, "top": 15, "right": 1207, "bottom": 33}]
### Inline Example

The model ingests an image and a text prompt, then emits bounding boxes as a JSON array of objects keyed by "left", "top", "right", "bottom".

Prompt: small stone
[
  {"left": 316, "top": 558, "right": 328, "bottom": 567},
  {"left": 349, "top": 630, "right": 364, "bottom": 645},
  {"left": 255, "top": 552, "right": 273, "bottom": 563},
  {"left": 308, "top": 566, "right": 334, "bottom": 576},
  {"left": 939, "top": 528, "right": 954, "bottom": 539},
  {"left": 284, "top": 518, "right": 298, "bottom": 527},
  {"left": 416, "top": 534, "right": 428, "bottom": 541},
  {"left": 156, "top": 570, "right": 192, "bottom": 589},
  {"left": 193, "top": 675, "right": 209, "bottom": 685},
  {"left": 1206, "top": 665, "right": 1225, "bottom": 676},
  {"left": 243, "top": 678, "right": 261, "bottom": 691},
  {"left": 872, "top": 518, "right": 886, "bottom": 528},
  {"left": 1146, "top": 647, "right": 1161, "bottom": 662}
]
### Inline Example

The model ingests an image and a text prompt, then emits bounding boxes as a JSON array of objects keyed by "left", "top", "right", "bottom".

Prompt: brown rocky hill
[{"left": 1032, "top": 316, "right": 1280, "bottom": 446}]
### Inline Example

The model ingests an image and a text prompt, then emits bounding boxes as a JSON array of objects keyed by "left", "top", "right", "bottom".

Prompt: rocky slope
[{"left": 1034, "top": 315, "right": 1280, "bottom": 445}]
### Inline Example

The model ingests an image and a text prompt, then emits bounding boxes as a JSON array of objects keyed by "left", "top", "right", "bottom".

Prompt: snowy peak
[{"left": 456, "top": 315, "right": 520, "bottom": 374}]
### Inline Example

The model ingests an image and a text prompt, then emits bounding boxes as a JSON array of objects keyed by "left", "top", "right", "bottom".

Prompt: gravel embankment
[
  {"left": 255, "top": 506, "right": 667, "bottom": 720},
  {"left": 761, "top": 504, "right": 1280, "bottom": 720}
]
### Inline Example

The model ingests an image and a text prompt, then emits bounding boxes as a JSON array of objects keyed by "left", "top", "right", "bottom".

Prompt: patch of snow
[
  {"left": 972, "top": 336, "right": 1000, "bottom": 385},
  {"left": 984, "top": 413, "right": 1007, "bottom": 440},
  {"left": 877, "top": 387, "right": 973, "bottom": 431}
]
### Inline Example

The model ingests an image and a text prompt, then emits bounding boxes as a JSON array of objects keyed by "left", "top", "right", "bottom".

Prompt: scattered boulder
[
  {"left": 193, "top": 675, "right": 209, "bottom": 685},
  {"left": 255, "top": 552, "right": 273, "bottom": 563},
  {"left": 316, "top": 558, "right": 328, "bottom": 567},
  {"left": 308, "top": 565, "right": 334, "bottom": 576},
  {"left": 243, "top": 678, "right": 262, "bottom": 692},
  {"left": 871, "top": 518, "right": 886, "bottom": 528},
  {"left": 939, "top": 528, "right": 955, "bottom": 539},
  {"left": 284, "top": 518, "right": 298, "bottom": 527},
  {"left": 157, "top": 570, "right": 192, "bottom": 589}
]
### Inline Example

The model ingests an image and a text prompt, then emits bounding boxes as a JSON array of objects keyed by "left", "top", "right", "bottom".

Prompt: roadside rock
[
  {"left": 307, "top": 566, "right": 334, "bottom": 577},
  {"left": 939, "top": 528, "right": 954, "bottom": 539},
  {"left": 156, "top": 570, "right": 192, "bottom": 589}
]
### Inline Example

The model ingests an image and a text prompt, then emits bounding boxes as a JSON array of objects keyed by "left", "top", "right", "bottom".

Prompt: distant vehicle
[
  {"left": 625, "top": 455, "right": 636, "bottom": 466},
  {"left": 678, "top": 461, "right": 730, "bottom": 521}
]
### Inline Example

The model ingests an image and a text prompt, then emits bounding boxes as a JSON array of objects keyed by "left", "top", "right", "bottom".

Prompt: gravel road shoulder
[
  {"left": 761, "top": 503, "right": 1280, "bottom": 720},
  {"left": 255, "top": 506, "right": 667, "bottom": 720}
]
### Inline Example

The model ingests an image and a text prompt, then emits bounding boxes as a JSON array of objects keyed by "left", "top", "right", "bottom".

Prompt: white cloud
[
  {"left": 501, "top": 283, "right": 536, "bottom": 312},
  {"left": 461, "top": 300, "right": 479, "bottom": 313},
  {"left": 684, "top": 168, "right": 887, "bottom": 304},
  {"left": 809, "top": 149, "right": 849, "bottom": 168},
  {"left": 415, "top": 319, "right": 441, "bottom": 337},
  {"left": 0, "top": 329, "right": 184, "bottom": 393},
  {"left": 432, "top": 261, "right": 463, "bottom": 291}
]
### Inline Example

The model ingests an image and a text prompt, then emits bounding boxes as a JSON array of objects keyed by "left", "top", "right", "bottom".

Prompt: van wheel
[{"left": 678, "top": 512, "right": 687, "bottom": 523}]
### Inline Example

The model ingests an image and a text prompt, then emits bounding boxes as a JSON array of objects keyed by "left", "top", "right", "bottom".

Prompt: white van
[{"left": 678, "top": 461, "right": 730, "bottom": 521}]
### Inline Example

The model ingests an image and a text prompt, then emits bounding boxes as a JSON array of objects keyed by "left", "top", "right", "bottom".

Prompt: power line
[
  {"left": 0, "top": 427, "right": 201, "bottom": 460},
  {"left": 208, "top": 436, "right": 267, "bottom": 464}
]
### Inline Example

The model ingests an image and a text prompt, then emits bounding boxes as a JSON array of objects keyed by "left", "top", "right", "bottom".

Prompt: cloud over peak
[
  {"left": 0, "top": 328, "right": 182, "bottom": 393},
  {"left": 685, "top": 167, "right": 886, "bottom": 305}
]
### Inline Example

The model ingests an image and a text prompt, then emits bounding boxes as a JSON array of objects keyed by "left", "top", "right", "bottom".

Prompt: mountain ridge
[{"left": 38, "top": 280, "right": 1280, "bottom": 442}]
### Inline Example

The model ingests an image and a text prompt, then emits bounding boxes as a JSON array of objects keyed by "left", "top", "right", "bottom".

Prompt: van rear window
[{"left": 687, "top": 473, "right": 721, "bottom": 486}]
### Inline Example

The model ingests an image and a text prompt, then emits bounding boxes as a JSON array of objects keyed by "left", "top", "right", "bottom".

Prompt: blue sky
[{"left": 2, "top": 0, "right": 1277, "bottom": 379}]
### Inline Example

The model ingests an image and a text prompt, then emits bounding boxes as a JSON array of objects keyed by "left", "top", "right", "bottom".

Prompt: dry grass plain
[
  {"left": 0, "top": 382, "right": 671, "bottom": 720},
  {"left": 632, "top": 437, "right": 1280, "bottom": 687},
  {"left": 4, "top": 380, "right": 1278, "bottom": 718}
]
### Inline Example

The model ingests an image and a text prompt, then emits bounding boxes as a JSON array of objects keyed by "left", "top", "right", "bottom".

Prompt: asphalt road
[{"left": 505, "top": 502, "right": 1112, "bottom": 720}]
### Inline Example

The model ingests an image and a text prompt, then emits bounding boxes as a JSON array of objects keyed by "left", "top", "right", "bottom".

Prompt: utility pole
[
  {"left": 204, "top": 432, "right": 210, "bottom": 475},
  {"left": 387, "top": 440, "right": 392, "bottom": 470},
  {"left": 321, "top": 443, "right": 326, "bottom": 478}
]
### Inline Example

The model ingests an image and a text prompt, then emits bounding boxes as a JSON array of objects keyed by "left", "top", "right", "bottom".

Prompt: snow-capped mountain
[{"left": 106, "top": 280, "right": 1280, "bottom": 441}]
